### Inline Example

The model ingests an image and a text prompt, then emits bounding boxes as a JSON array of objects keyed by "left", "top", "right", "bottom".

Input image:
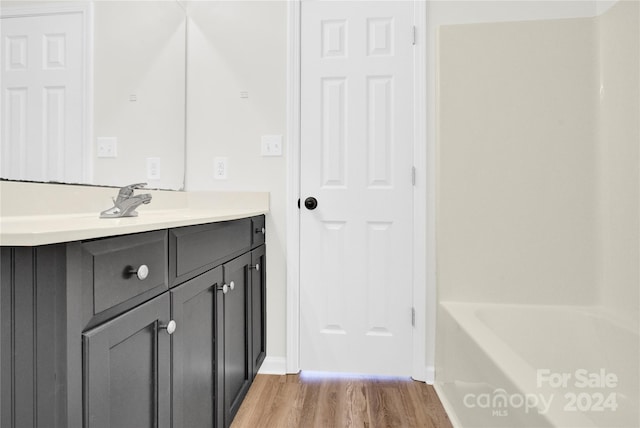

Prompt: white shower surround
[{"left": 435, "top": 1, "right": 639, "bottom": 426}]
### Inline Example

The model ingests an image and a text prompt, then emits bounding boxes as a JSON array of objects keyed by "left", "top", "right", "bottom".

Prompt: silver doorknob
[
  {"left": 160, "top": 320, "right": 176, "bottom": 335},
  {"left": 218, "top": 284, "right": 229, "bottom": 294},
  {"left": 229, "top": 281, "right": 235, "bottom": 291},
  {"left": 250, "top": 264, "right": 260, "bottom": 271},
  {"left": 129, "top": 264, "right": 149, "bottom": 280}
]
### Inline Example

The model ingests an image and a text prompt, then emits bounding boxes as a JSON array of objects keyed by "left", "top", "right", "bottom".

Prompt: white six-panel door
[
  {"left": 300, "top": 0, "right": 414, "bottom": 376},
  {"left": 1, "top": 11, "right": 85, "bottom": 183}
]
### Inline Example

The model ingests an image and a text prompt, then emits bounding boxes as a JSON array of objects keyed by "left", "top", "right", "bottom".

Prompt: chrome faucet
[{"left": 100, "top": 183, "right": 152, "bottom": 218}]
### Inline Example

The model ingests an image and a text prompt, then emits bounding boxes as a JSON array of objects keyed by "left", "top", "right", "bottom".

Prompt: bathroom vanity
[{"left": 0, "top": 182, "right": 268, "bottom": 428}]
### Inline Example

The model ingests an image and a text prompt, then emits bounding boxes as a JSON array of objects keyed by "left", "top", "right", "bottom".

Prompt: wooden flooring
[{"left": 231, "top": 373, "right": 453, "bottom": 428}]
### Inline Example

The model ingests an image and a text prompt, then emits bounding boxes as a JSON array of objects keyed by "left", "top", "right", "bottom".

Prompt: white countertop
[
  {"left": 0, "top": 181, "right": 269, "bottom": 246},
  {"left": 0, "top": 208, "right": 268, "bottom": 246}
]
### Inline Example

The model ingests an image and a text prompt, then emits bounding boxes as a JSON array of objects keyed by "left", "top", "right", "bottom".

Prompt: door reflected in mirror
[{"left": 0, "top": 1, "right": 186, "bottom": 190}]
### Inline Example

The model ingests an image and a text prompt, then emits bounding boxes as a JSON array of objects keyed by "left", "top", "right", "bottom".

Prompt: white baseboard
[
  {"left": 433, "top": 382, "right": 462, "bottom": 428},
  {"left": 257, "top": 356, "right": 287, "bottom": 375},
  {"left": 425, "top": 365, "right": 435, "bottom": 384},
  {"left": 412, "top": 364, "right": 435, "bottom": 384}
]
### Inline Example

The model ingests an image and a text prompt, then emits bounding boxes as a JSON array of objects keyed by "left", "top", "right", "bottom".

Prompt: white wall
[
  {"left": 184, "top": 1, "right": 288, "bottom": 361},
  {"left": 597, "top": 0, "right": 639, "bottom": 327},
  {"left": 93, "top": 1, "right": 186, "bottom": 190}
]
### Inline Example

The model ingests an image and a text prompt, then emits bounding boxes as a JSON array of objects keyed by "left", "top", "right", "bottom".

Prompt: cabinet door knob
[
  {"left": 129, "top": 264, "right": 149, "bottom": 280},
  {"left": 255, "top": 227, "right": 265, "bottom": 235},
  {"left": 218, "top": 284, "right": 229, "bottom": 294},
  {"left": 160, "top": 320, "right": 177, "bottom": 335},
  {"left": 229, "top": 281, "right": 235, "bottom": 291},
  {"left": 250, "top": 263, "right": 260, "bottom": 271}
]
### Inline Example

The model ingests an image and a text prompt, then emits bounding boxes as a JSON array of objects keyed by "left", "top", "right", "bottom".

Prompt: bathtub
[{"left": 434, "top": 302, "right": 639, "bottom": 428}]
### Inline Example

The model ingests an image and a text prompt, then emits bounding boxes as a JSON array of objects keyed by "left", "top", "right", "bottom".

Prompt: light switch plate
[
  {"left": 261, "top": 135, "right": 283, "bottom": 157},
  {"left": 96, "top": 137, "right": 117, "bottom": 158}
]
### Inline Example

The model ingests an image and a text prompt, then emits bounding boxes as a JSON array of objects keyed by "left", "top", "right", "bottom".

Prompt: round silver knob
[
  {"left": 160, "top": 320, "right": 176, "bottom": 335},
  {"left": 261, "top": 227, "right": 266, "bottom": 234},
  {"left": 129, "top": 264, "right": 149, "bottom": 280},
  {"left": 219, "top": 284, "right": 229, "bottom": 294},
  {"left": 229, "top": 281, "right": 235, "bottom": 291},
  {"left": 250, "top": 264, "right": 260, "bottom": 271}
]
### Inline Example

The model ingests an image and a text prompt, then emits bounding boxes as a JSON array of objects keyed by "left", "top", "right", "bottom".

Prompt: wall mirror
[{"left": 0, "top": 0, "right": 186, "bottom": 190}]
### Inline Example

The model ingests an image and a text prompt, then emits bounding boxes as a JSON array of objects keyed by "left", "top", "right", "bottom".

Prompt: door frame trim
[
  {"left": 285, "top": 0, "right": 303, "bottom": 375},
  {"left": 285, "top": 0, "right": 434, "bottom": 382}
]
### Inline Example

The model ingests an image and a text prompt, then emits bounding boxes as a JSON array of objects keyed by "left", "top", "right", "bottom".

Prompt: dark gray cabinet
[
  {"left": 169, "top": 218, "right": 252, "bottom": 287},
  {"left": 219, "top": 253, "right": 252, "bottom": 427},
  {"left": 0, "top": 215, "right": 266, "bottom": 428},
  {"left": 171, "top": 267, "right": 221, "bottom": 428},
  {"left": 0, "top": 245, "right": 67, "bottom": 428},
  {"left": 78, "top": 230, "right": 169, "bottom": 330},
  {"left": 250, "top": 245, "right": 266, "bottom": 377},
  {"left": 83, "top": 294, "right": 171, "bottom": 428}
]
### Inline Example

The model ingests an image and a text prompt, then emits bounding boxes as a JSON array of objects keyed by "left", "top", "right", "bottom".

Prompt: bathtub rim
[{"left": 435, "top": 301, "right": 638, "bottom": 427}]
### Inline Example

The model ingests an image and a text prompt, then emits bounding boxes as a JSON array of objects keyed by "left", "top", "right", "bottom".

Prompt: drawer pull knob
[
  {"left": 219, "top": 284, "right": 229, "bottom": 294},
  {"left": 229, "top": 281, "right": 235, "bottom": 291},
  {"left": 250, "top": 264, "right": 260, "bottom": 271},
  {"left": 129, "top": 264, "right": 149, "bottom": 280},
  {"left": 255, "top": 227, "right": 265, "bottom": 235},
  {"left": 160, "top": 320, "right": 177, "bottom": 335}
]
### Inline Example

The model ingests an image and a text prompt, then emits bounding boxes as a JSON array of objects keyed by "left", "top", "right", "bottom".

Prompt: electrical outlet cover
[
  {"left": 261, "top": 135, "right": 283, "bottom": 156},
  {"left": 147, "top": 157, "right": 161, "bottom": 180},
  {"left": 214, "top": 157, "right": 228, "bottom": 180},
  {"left": 96, "top": 137, "right": 118, "bottom": 158}
]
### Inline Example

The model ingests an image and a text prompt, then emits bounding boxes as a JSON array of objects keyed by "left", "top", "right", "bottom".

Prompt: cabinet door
[
  {"left": 83, "top": 294, "right": 171, "bottom": 428},
  {"left": 171, "top": 267, "right": 222, "bottom": 428},
  {"left": 250, "top": 245, "right": 266, "bottom": 377},
  {"left": 219, "top": 253, "right": 252, "bottom": 428}
]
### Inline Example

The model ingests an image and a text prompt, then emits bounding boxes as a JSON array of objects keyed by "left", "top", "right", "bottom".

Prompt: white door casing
[
  {"left": 1, "top": 11, "right": 86, "bottom": 183},
  {"left": 299, "top": 0, "right": 415, "bottom": 376}
]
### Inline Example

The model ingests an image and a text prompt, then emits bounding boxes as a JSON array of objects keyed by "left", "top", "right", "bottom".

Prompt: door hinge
[
  {"left": 412, "top": 166, "right": 416, "bottom": 186},
  {"left": 411, "top": 307, "right": 416, "bottom": 327},
  {"left": 412, "top": 26, "right": 417, "bottom": 45}
]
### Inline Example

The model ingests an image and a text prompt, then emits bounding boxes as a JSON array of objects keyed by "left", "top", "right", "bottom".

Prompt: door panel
[
  {"left": 222, "top": 253, "right": 252, "bottom": 427},
  {"left": 171, "top": 267, "right": 221, "bottom": 428},
  {"left": 300, "top": 0, "right": 414, "bottom": 376},
  {"left": 108, "top": 328, "right": 155, "bottom": 428},
  {"left": 83, "top": 294, "right": 171, "bottom": 428}
]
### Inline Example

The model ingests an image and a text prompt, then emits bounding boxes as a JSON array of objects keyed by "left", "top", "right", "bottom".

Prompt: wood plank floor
[{"left": 231, "top": 373, "right": 453, "bottom": 428}]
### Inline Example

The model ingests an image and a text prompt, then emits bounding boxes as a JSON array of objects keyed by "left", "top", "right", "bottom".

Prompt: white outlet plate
[
  {"left": 147, "top": 157, "right": 161, "bottom": 180},
  {"left": 96, "top": 137, "right": 118, "bottom": 158},
  {"left": 261, "top": 135, "right": 283, "bottom": 156},
  {"left": 214, "top": 157, "right": 228, "bottom": 180}
]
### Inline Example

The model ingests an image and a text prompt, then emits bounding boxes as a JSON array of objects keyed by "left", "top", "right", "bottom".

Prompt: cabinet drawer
[
  {"left": 81, "top": 230, "right": 168, "bottom": 316},
  {"left": 251, "top": 215, "right": 265, "bottom": 246},
  {"left": 170, "top": 219, "right": 252, "bottom": 286}
]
